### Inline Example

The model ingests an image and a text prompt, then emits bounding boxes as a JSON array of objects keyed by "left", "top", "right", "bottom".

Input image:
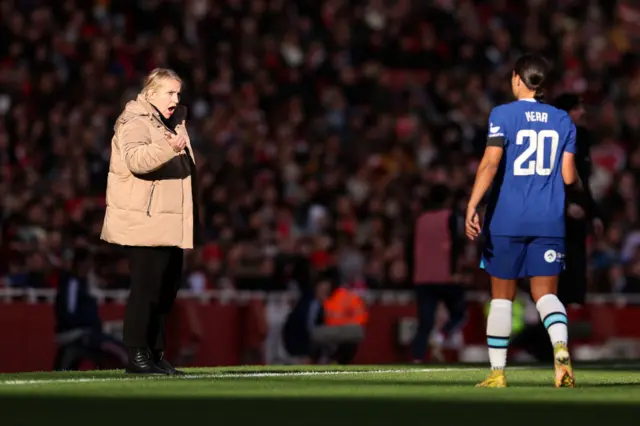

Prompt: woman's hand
[
  {"left": 465, "top": 205, "right": 482, "bottom": 240},
  {"left": 167, "top": 133, "right": 187, "bottom": 152}
]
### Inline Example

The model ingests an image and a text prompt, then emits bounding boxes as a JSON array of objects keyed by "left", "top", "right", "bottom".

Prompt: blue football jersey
[{"left": 483, "top": 99, "right": 577, "bottom": 237}]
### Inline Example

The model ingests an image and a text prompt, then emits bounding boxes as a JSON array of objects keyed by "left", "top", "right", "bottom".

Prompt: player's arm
[
  {"left": 563, "top": 152, "right": 591, "bottom": 219},
  {"left": 562, "top": 152, "right": 580, "bottom": 187},
  {"left": 468, "top": 146, "right": 503, "bottom": 210},
  {"left": 466, "top": 110, "right": 505, "bottom": 240},
  {"left": 562, "top": 121, "right": 581, "bottom": 188},
  {"left": 469, "top": 109, "right": 506, "bottom": 210},
  {"left": 466, "top": 145, "right": 503, "bottom": 240}
]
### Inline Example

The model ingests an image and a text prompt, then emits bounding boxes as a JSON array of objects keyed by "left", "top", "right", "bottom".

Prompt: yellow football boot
[
  {"left": 476, "top": 369, "right": 507, "bottom": 388},
  {"left": 553, "top": 343, "right": 575, "bottom": 388}
]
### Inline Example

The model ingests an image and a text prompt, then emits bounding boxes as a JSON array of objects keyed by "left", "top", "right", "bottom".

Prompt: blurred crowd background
[{"left": 1, "top": 0, "right": 640, "bottom": 297}]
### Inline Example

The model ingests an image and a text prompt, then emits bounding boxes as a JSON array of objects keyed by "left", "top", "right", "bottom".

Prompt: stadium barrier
[{"left": 0, "top": 289, "right": 639, "bottom": 372}]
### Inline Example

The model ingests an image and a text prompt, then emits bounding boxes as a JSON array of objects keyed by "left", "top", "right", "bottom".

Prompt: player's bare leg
[
  {"left": 531, "top": 276, "right": 575, "bottom": 388},
  {"left": 491, "top": 277, "right": 517, "bottom": 300},
  {"left": 477, "top": 277, "right": 516, "bottom": 388}
]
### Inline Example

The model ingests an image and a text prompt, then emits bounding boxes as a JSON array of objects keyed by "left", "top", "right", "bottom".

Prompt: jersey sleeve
[
  {"left": 564, "top": 121, "right": 577, "bottom": 154},
  {"left": 486, "top": 107, "right": 507, "bottom": 147}
]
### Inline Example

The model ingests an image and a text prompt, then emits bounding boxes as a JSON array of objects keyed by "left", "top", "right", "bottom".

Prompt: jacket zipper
[{"left": 146, "top": 182, "right": 156, "bottom": 217}]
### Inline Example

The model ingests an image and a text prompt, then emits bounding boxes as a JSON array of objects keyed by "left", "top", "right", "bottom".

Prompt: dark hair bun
[{"left": 514, "top": 54, "right": 549, "bottom": 91}]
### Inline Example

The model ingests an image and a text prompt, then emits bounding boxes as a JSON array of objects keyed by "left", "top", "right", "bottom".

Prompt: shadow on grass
[{"left": 1, "top": 396, "right": 639, "bottom": 426}]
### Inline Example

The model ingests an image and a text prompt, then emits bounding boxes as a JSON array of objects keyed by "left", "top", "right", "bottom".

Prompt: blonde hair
[{"left": 141, "top": 68, "right": 183, "bottom": 98}]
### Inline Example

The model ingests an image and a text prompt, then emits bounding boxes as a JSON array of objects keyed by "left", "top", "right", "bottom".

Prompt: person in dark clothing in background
[
  {"left": 553, "top": 94, "right": 604, "bottom": 306},
  {"left": 54, "top": 248, "right": 127, "bottom": 371},
  {"left": 282, "top": 279, "right": 329, "bottom": 363},
  {"left": 411, "top": 185, "right": 467, "bottom": 363}
]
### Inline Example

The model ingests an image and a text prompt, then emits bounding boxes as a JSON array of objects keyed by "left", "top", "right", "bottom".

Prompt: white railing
[{"left": 1, "top": 287, "right": 640, "bottom": 306}]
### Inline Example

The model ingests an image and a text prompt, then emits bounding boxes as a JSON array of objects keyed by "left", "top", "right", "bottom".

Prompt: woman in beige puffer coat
[{"left": 101, "top": 68, "right": 197, "bottom": 375}]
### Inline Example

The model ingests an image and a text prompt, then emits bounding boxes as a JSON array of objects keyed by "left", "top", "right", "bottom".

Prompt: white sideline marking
[{"left": 0, "top": 367, "right": 476, "bottom": 386}]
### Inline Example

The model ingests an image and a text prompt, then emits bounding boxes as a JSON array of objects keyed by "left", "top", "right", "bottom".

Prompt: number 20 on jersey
[{"left": 513, "top": 129, "right": 560, "bottom": 176}]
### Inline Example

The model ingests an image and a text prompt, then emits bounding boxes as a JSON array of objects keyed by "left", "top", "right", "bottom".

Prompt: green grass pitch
[{"left": 1, "top": 365, "right": 639, "bottom": 425}]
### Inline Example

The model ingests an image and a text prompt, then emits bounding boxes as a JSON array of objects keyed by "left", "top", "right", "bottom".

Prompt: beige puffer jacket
[{"left": 100, "top": 95, "right": 195, "bottom": 249}]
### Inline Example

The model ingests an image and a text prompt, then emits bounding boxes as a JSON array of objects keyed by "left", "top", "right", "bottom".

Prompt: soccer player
[{"left": 465, "top": 54, "right": 579, "bottom": 388}]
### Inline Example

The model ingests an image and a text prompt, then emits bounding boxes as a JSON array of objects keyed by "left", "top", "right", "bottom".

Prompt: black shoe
[
  {"left": 125, "top": 348, "right": 167, "bottom": 375},
  {"left": 153, "top": 351, "right": 185, "bottom": 375}
]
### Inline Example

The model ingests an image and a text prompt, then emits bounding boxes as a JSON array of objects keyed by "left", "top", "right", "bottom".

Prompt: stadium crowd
[{"left": 0, "top": 0, "right": 639, "bottom": 295}]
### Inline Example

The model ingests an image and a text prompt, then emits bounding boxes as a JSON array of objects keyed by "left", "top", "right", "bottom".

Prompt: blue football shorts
[{"left": 480, "top": 236, "right": 565, "bottom": 279}]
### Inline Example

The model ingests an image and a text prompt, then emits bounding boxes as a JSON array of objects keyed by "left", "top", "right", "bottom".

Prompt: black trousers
[
  {"left": 411, "top": 284, "right": 467, "bottom": 360},
  {"left": 559, "top": 234, "right": 587, "bottom": 305},
  {"left": 511, "top": 323, "right": 554, "bottom": 363},
  {"left": 123, "top": 246, "right": 183, "bottom": 351}
]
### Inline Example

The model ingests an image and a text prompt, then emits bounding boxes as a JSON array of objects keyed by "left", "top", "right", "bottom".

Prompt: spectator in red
[{"left": 411, "top": 184, "right": 467, "bottom": 363}]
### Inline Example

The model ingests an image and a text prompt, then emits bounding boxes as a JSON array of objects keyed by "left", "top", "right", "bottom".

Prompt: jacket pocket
[{"left": 146, "top": 182, "right": 157, "bottom": 217}]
